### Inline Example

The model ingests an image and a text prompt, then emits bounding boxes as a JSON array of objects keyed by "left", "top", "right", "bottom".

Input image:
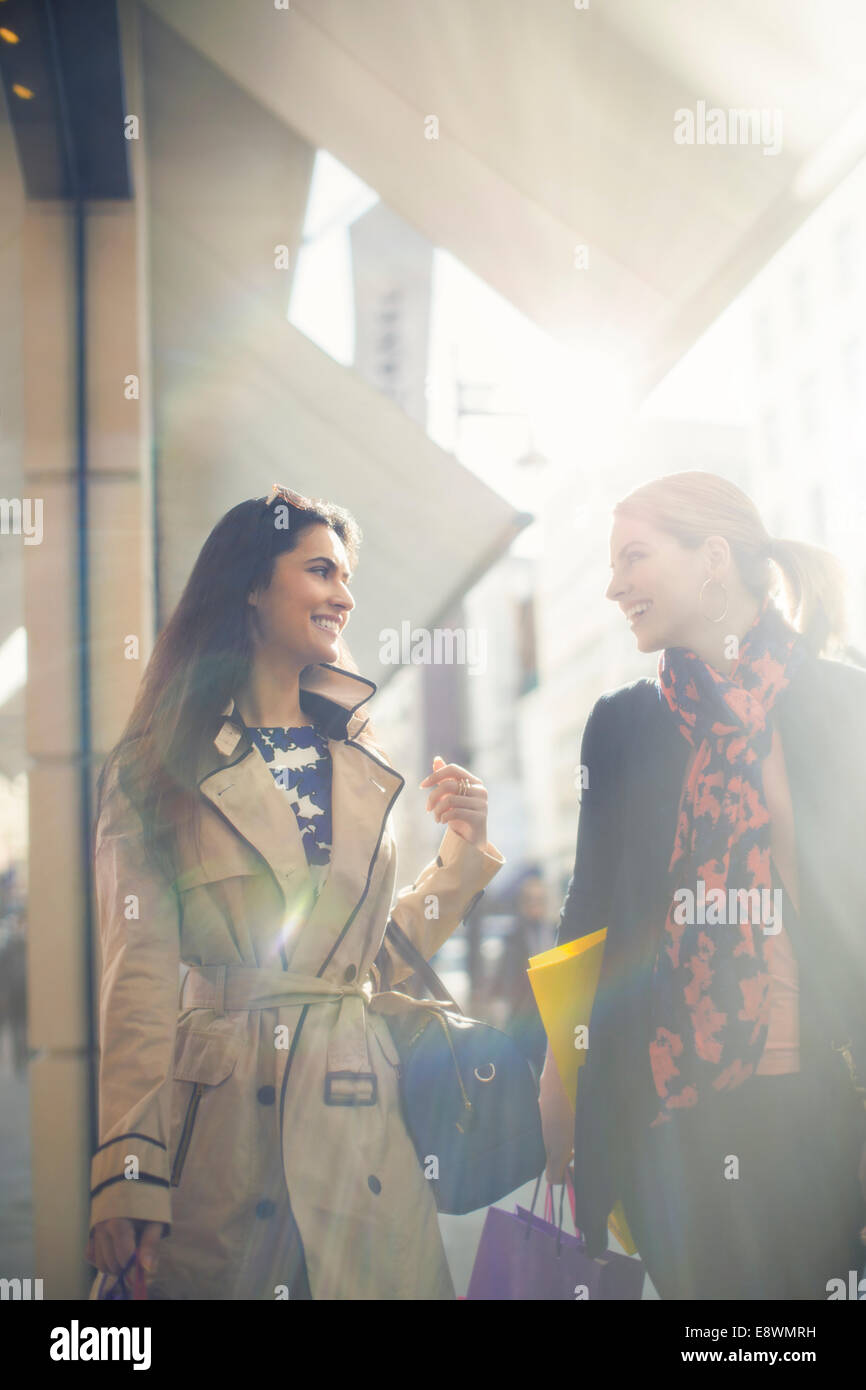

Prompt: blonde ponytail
[{"left": 767, "top": 537, "right": 848, "bottom": 658}]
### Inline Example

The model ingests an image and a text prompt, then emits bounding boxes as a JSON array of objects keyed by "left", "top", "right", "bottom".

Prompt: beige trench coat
[{"left": 87, "top": 663, "right": 505, "bottom": 1299}]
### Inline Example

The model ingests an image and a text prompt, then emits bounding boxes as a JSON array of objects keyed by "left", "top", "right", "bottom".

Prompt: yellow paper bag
[
  {"left": 528, "top": 929, "right": 607, "bottom": 1097},
  {"left": 528, "top": 931, "right": 638, "bottom": 1256}
]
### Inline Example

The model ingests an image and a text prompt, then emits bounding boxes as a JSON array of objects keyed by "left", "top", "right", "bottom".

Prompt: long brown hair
[
  {"left": 614, "top": 471, "right": 849, "bottom": 659},
  {"left": 94, "top": 491, "right": 375, "bottom": 884}
]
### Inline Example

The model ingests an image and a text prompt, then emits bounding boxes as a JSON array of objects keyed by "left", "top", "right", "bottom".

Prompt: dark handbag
[{"left": 384, "top": 918, "right": 546, "bottom": 1215}]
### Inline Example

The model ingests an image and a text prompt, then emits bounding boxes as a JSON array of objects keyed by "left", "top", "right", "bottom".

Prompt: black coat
[{"left": 556, "top": 651, "right": 866, "bottom": 1255}]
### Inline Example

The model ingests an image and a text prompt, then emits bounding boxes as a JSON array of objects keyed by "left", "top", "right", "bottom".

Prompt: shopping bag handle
[
  {"left": 564, "top": 1165, "right": 578, "bottom": 1229},
  {"left": 524, "top": 1174, "right": 569, "bottom": 1255},
  {"left": 96, "top": 1248, "right": 149, "bottom": 1301}
]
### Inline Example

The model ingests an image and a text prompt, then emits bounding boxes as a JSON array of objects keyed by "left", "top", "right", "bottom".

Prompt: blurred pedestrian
[
  {"left": 489, "top": 868, "right": 550, "bottom": 1079},
  {"left": 0, "top": 922, "right": 27, "bottom": 1075}
]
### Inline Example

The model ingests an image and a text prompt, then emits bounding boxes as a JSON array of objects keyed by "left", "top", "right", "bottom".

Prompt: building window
[
  {"left": 791, "top": 266, "right": 811, "bottom": 330},
  {"left": 811, "top": 484, "right": 826, "bottom": 543},
  {"left": 836, "top": 220, "right": 856, "bottom": 297},
  {"left": 760, "top": 409, "right": 780, "bottom": 468},
  {"left": 515, "top": 595, "right": 538, "bottom": 696},
  {"left": 753, "top": 307, "right": 773, "bottom": 365},
  {"left": 843, "top": 338, "right": 862, "bottom": 403},
  {"left": 798, "top": 375, "right": 820, "bottom": 438}
]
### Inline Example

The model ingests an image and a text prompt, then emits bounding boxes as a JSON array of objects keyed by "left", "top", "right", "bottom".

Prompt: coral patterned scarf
[{"left": 648, "top": 598, "right": 807, "bottom": 1124}]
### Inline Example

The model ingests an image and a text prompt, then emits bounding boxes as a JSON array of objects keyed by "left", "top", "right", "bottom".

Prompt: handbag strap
[
  {"left": 129, "top": 1250, "right": 148, "bottom": 1300},
  {"left": 384, "top": 918, "right": 462, "bottom": 1013}
]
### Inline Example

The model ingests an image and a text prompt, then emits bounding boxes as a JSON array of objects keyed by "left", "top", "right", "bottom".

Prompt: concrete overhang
[{"left": 141, "top": 0, "right": 866, "bottom": 395}]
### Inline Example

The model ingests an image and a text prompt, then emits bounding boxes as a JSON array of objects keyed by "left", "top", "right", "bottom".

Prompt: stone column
[{"left": 25, "top": 0, "right": 154, "bottom": 1299}]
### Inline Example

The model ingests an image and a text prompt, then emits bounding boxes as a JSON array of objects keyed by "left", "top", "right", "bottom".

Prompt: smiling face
[
  {"left": 605, "top": 513, "right": 719, "bottom": 653},
  {"left": 247, "top": 522, "right": 355, "bottom": 665}
]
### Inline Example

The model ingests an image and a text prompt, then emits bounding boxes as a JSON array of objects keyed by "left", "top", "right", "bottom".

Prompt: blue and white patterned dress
[{"left": 248, "top": 724, "right": 333, "bottom": 901}]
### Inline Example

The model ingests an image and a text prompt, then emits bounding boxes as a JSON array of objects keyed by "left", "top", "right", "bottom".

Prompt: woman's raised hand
[{"left": 420, "top": 756, "right": 489, "bottom": 848}]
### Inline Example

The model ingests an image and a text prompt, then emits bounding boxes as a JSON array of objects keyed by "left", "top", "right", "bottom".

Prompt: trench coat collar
[
  {"left": 197, "top": 663, "right": 405, "bottom": 973},
  {"left": 216, "top": 662, "right": 378, "bottom": 749}
]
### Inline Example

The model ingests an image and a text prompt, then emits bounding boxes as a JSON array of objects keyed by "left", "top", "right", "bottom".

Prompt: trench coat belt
[{"left": 180, "top": 962, "right": 446, "bottom": 1105}]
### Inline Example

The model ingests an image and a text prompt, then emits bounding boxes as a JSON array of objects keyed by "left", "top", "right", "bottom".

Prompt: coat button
[
  {"left": 367, "top": 1175, "right": 381, "bottom": 1195},
  {"left": 257, "top": 1085, "right": 275, "bottom": 1105},
  {"left": 256, "top": 1199, "right": 276, "bottom": 1219},
  {"left": 343, "top": 964, "right": 357, "bottom": 982}
]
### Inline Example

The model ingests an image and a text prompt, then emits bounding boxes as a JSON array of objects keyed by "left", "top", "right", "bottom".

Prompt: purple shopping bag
[{"left": 466, "top": 1182, "right": 645, "bottom": 1300}]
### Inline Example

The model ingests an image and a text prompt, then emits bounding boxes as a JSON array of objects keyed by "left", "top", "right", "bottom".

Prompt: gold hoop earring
[{"left": 699, "top": 577, "right": 728, "bottom": 623}]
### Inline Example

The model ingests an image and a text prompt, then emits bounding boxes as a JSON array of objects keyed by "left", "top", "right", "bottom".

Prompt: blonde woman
[{"left": 540, "top": 471, "right": 866, "bottom": 1299}]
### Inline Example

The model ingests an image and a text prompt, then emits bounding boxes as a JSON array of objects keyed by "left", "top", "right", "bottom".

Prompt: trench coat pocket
[
  {"left": 172, "top": 1026, "right": 244, "bottom": 1084},
  {"left": 170, "top": 1029, "right": 244, "bottom": 1188}
]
